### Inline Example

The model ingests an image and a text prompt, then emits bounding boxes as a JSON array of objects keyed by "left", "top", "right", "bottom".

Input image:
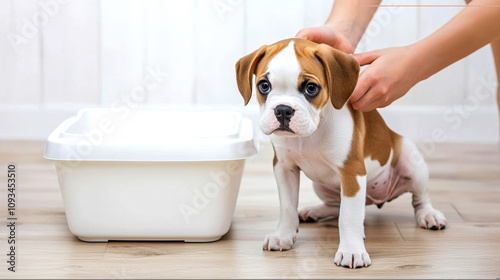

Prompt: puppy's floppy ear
[
  {"left": 314, "top": 44, "right": 359, "bottom": 110},
  {"left": 235, "top": 45, "right": 267, "bottom": 105}
]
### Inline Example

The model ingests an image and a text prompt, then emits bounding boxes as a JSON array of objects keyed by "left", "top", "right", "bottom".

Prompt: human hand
[
  {"left": 350, "top": 46, "right": 423, "bottom": 112},
  {"left": 296, "top": 24, "right": 355, "bottom": 54}
]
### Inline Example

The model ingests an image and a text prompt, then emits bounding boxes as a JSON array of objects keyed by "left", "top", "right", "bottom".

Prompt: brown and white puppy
[{"left": 235, "top": 38, "right": 447, "bottom": 268}]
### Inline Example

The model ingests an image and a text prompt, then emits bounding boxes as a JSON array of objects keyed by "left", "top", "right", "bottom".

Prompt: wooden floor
[{"left": 0, "top": 140, "right": 499, "bottom": 279}]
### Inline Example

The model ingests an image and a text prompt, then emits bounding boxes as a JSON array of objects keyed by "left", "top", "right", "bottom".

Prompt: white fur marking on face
[
  {"left": 266, "top": 41, "right": 301, "bottom": 91},
  {"left": 258, "top": 41, "right": 320, "bottom": 136}
]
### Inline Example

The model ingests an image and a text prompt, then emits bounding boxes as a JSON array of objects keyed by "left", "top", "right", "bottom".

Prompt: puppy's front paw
[
  {"left": 334, "top": 240, "right": 371, "bottom": 269},
  {"left": 416, "top": 207, "right": 447, "bottom": 230},
  {"left": 334, "top": 249, "right": 371, "bottom": 269},
  {"left": 263, "top": 231, "right": 296, "bottom": 251}
]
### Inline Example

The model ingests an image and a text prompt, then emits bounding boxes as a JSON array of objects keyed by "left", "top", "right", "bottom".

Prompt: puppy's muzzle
[{"left": 274, "top": 105, "right": 295, "bottom": 133}]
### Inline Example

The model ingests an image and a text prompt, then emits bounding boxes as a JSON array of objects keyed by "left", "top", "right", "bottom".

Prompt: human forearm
[
  {"left": 295, "top": 0, "right": 381, "bottom": 53},
  {"left": 325, "top": 0, "right": 382, "bottom": 49},
  {"left": 411, "top": 0, "right": 500, "bottom": 82}
]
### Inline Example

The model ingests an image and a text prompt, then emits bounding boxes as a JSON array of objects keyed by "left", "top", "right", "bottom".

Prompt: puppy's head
[{"left": 235, "top": 38, "right": 359, "bottom": 137}]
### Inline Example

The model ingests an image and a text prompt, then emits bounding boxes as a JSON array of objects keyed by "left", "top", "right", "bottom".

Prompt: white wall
[{"left": 0, "top": 0, "right": 498, "bottom": 143}]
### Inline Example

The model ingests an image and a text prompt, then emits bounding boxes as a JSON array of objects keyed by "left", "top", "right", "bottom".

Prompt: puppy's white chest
[
  {"left": 296, "top": 154, "right": 342, "bottom": 186},
  {"left": 272, "top": 140, "right": 342, "bottom": 187},
  {"left": 271, "top": 104, "right": 354, "bottom": 186}
]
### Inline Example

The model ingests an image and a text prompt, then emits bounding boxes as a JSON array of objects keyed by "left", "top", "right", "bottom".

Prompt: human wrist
[
  {"left": 324, "top": 20, "right": 357, "bottom": 53},
  {"left": 407, "top": 41, "right": 442, "bottom": 84}
]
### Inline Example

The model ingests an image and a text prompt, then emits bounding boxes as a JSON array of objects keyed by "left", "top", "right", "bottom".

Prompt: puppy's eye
[
  {"left": 257, "top": 80, "right": 272, "bottom": 95},
  {"left": 304, "top": 82, "right": 320, "bottom": 97}
]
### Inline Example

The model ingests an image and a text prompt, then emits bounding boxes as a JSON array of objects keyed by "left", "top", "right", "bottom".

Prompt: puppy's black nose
[{"left": 274, "top": 105, "right": 295, "bottom": 123}]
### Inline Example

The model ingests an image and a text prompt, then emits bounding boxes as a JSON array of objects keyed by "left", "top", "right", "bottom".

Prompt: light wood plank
[{"left": 0, "top": 140, "right": 499, "bottom": 278}]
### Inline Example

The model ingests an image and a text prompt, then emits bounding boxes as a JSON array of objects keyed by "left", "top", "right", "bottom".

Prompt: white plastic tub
[{"left": 44, "top": 108, "right": 257, "bottom": 242}]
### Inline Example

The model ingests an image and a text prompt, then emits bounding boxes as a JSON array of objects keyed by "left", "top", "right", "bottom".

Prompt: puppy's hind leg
[
  {"left": 299, "top": 182, "right": 340, "bottom": 222},
  {"left": 299, "top": 204, "right": 340, "bottom": 222},
  {"left": 401, "top": 139, "right": 447, "bottom": 230}
]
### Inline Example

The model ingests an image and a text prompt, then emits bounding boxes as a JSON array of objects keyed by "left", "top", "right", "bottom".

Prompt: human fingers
[
  {"left": 296, "top": 27, "right": 314, "bottom": 40},
  {"left": 352, "top": 76, "right": 399, "bottom": 112},
  {"left": 297, "top": 25, "right": 355, "bottom": 53},
  {"left": 351, "top": 88, "right": 386, "bottom": 112},
  {"left": 296, "top": 27, "right": 324, "bottom": 42},
  {"left": 349, "top": 68, "right": 374, "bottom": 105},
  {"left": 352, "top": 50, "right": 381, "bottom": 66}
]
